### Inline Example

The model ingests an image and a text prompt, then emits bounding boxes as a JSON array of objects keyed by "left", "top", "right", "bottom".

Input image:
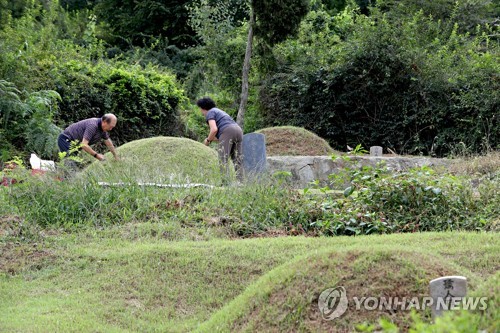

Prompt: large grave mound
[
  {"left": 198, "top": 249, "right": 473, "bottom": 332},
  {"left": 83, "top": 136, "right": 222, "bottom": 185},
  {"left": 256, "top": 126, "right": 337, "bottom": 156}
]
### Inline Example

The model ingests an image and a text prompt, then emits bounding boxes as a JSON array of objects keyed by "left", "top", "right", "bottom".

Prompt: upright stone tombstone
[
  {"left": 242, "top": 133, "right": 267, "bottom": 179},
  {"left": 370, "top": 146, "right": 383, "bottom": 157},
  {"left": 429, "top": 276, "right": 467, "bottom": 318}
]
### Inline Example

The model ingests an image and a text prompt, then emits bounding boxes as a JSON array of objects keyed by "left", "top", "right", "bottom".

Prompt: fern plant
[
  {"left": 0, "top": 80, "right": 61, "bottom": 162},
  {"left": 0, "top": 80, "right": 29, "bottom": 160},
  {"left": 24, "top": 90, "right": 62, "bottom": 159}
]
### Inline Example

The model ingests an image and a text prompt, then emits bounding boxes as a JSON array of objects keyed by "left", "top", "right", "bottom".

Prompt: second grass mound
[{"left": 256, "top": 126, "right": 337, "bottom": 156}]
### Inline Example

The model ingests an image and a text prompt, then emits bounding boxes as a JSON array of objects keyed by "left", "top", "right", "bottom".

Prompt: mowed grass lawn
[{"left": 1, "top": 231, "right": 498, "bottom": 332}]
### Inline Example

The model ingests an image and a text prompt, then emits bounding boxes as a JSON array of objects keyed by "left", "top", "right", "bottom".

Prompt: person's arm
[
  {"left": 81, "top": 138, "right": 105, "bottom": 161},
  {"left": 104, "top": 139, "right": 119, "bottom": 160},
  {"left": 204, "top": 119, "right": 218, "bottom": 146}
]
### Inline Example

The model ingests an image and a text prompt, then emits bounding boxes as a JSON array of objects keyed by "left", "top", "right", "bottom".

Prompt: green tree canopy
[
  {"left": 253, "top": 0, "right": 309, "bottom": 46},
  {"left": 94, "top": 0, "right": 197, "bottom": 48}
]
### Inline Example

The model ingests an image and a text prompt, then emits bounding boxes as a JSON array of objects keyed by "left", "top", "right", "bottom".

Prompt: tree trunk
[{"left": 236, "top": 7, "right": 254, "bottom": 130}]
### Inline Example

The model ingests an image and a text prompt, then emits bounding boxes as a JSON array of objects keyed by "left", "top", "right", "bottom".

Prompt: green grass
[
  {"left": 83, "top": 136, "right": 223, "bottom": 185},
  {"left": 5, "top": 174, "right": 318, "bottom": 231},
  {"left": 1, "top": 231, "right": 498, "bottom": 332},
  {"left": 1, "top": 140, "right": 498, "bottom": 332}
]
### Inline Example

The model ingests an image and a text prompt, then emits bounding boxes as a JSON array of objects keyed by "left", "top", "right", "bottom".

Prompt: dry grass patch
[
  {"left": 256, "top": 126, "right": 339, "bottom": 156},
  {"left": 447, "top": 151, "right": 500, "bottom": 176},
  {"left": 0, "top": 241, "right": 55, "bottom": 275}
]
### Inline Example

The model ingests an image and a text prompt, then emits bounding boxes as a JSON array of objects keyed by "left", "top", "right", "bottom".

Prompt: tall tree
[{"left": 236, "top": 0, "right": 309, "bottom": 129}]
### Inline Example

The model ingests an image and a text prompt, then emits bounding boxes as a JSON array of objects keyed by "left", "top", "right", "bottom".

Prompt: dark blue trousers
[{"left": 57, "top": 133, "right": 72, "bottom": 153}]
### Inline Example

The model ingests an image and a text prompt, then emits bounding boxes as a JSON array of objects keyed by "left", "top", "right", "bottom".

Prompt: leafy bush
[
  {"left": 0, "top": 1, "right": 188, "bottom": 151},
  {"left": 377, "top": 0, "right": 499, "bottom": 33},
  {"left": 311, "top": 159, "right": 497, "bottom": 235},
  {"left": 93, "top": 0, "right": 197, "bottom": 48},
  {"left": 186, "top": 1, "right": 248, "bottom": 100},
  {"left": 54, "top": 61, "right": 187, "bottom": 145},
  {"left": 24, "top": 91, "right": 62, "bottom": 158},
  {"left": 0, "top": 80, "right": 26, "bottom": 159},
  {"left": 260, "top": 6, "right": 499, "bottom": 156}
]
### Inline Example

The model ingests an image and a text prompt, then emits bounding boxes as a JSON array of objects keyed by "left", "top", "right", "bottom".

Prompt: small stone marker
[
  {"left": 429, "top": 276, "right": 467, "bottom": 318},
  {"left": 242, "top": 133, "right": 267, "bottom": 177},
  {"left": 370, "top": 146, "right": 383, "bottom": 157}
]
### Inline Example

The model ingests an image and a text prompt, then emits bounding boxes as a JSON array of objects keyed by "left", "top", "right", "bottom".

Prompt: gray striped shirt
[
  {"left": 63, "top": 118, "right": 110, "bottom": 145},
  {"left": 205, "top": 108, "right": 238, "bottom": 139}
]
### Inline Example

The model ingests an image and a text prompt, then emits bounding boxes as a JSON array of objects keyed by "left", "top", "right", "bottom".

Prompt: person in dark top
[
  {"left": 197, "top": 97, "right": 243, "bottom": 181},
  {"left": 58, "top": 114, "right": 119, "bottom": 161}
]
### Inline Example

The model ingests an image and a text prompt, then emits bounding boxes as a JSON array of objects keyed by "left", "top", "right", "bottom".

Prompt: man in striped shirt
[{"left": 58, "top": 114, "right": 119, "bottom": 161}]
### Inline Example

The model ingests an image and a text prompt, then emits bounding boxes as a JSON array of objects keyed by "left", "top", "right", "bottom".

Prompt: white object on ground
[{"left": 30, "top": 153, "right": 56, "bottom": 171}]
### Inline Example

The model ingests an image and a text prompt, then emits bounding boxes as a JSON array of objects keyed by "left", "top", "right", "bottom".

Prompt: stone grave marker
[
  {"left": 370, "top": 146, "right": 383, "bottom": 157},
  {"left": 429, "top": 276, "right": 467, "bottom": 318},
  {"left": 242, "top": 133, "right": 267, "bottom": 178}
]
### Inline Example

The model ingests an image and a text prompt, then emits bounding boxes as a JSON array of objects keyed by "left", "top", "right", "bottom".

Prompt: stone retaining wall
[{"left": 265, "top": 156, "right": 454, "bottom": 188}]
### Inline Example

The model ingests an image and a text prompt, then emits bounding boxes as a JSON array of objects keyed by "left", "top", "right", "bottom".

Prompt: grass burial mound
[
  {"left": 83, "top": 136, "right": 223, "bottom": 185},
  {"left": 0, "top": 233, "right": 498, "bottom": 332},
  {"left": 197, "top": 249, "right": 478, "bottom": 333},
  {"left": 256, "top": 126, "right": 337, "bottom": 156}
]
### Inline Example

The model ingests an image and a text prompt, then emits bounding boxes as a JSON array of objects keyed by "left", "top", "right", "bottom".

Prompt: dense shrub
[
  {"left": 93, "top": 0, "right": 196, "bottom": 48},
  {"left": 310, "top": 159, "right": 498, "bottom": 235},
  {"left": 0, "top": 1, "right": 188, "bottom": 154},
  {"left": 377, "top": 0, "right": 499, "bottom": 33},
  {"left": 54, "top": 61, "right": 186, "bottom": 145},
  {"left": 260, "top": 6, "right": 499, "bottom": 156},
  {"left": 185, "top": 1, "right": 248, "bottom": 100}
]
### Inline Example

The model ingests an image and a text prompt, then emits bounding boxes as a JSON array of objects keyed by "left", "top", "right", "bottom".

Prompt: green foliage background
[
  {"left": 0, "top": 1, "right": 187, "bottom": 160},
  {"left": 260, "top": 3, "right": 499, "bottom": 155},
  {"left": 0, "top": 0, "right": 498, "bottom": 163},
  {"left": 0, "top": 3, "right": 498, "bottom": 331}
]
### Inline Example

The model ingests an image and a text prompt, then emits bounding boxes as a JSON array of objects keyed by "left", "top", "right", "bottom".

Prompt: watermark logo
[
  {"left": 318, "top": 286, "right": 488, "bottom": 321},
  {"left": 318, "top": 286, "right": 349, "bottom": 320}
]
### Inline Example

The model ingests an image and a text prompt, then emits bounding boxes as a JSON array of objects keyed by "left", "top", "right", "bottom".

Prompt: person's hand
[
  {"left": 204, "top": 138, "right": 211, "bottom": 146},
  {"left": 96, "top": 153, "right": 106, "bottom": 161},
  {"left": 114, "top": 155, "right": 120, "bottom": 161}
]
